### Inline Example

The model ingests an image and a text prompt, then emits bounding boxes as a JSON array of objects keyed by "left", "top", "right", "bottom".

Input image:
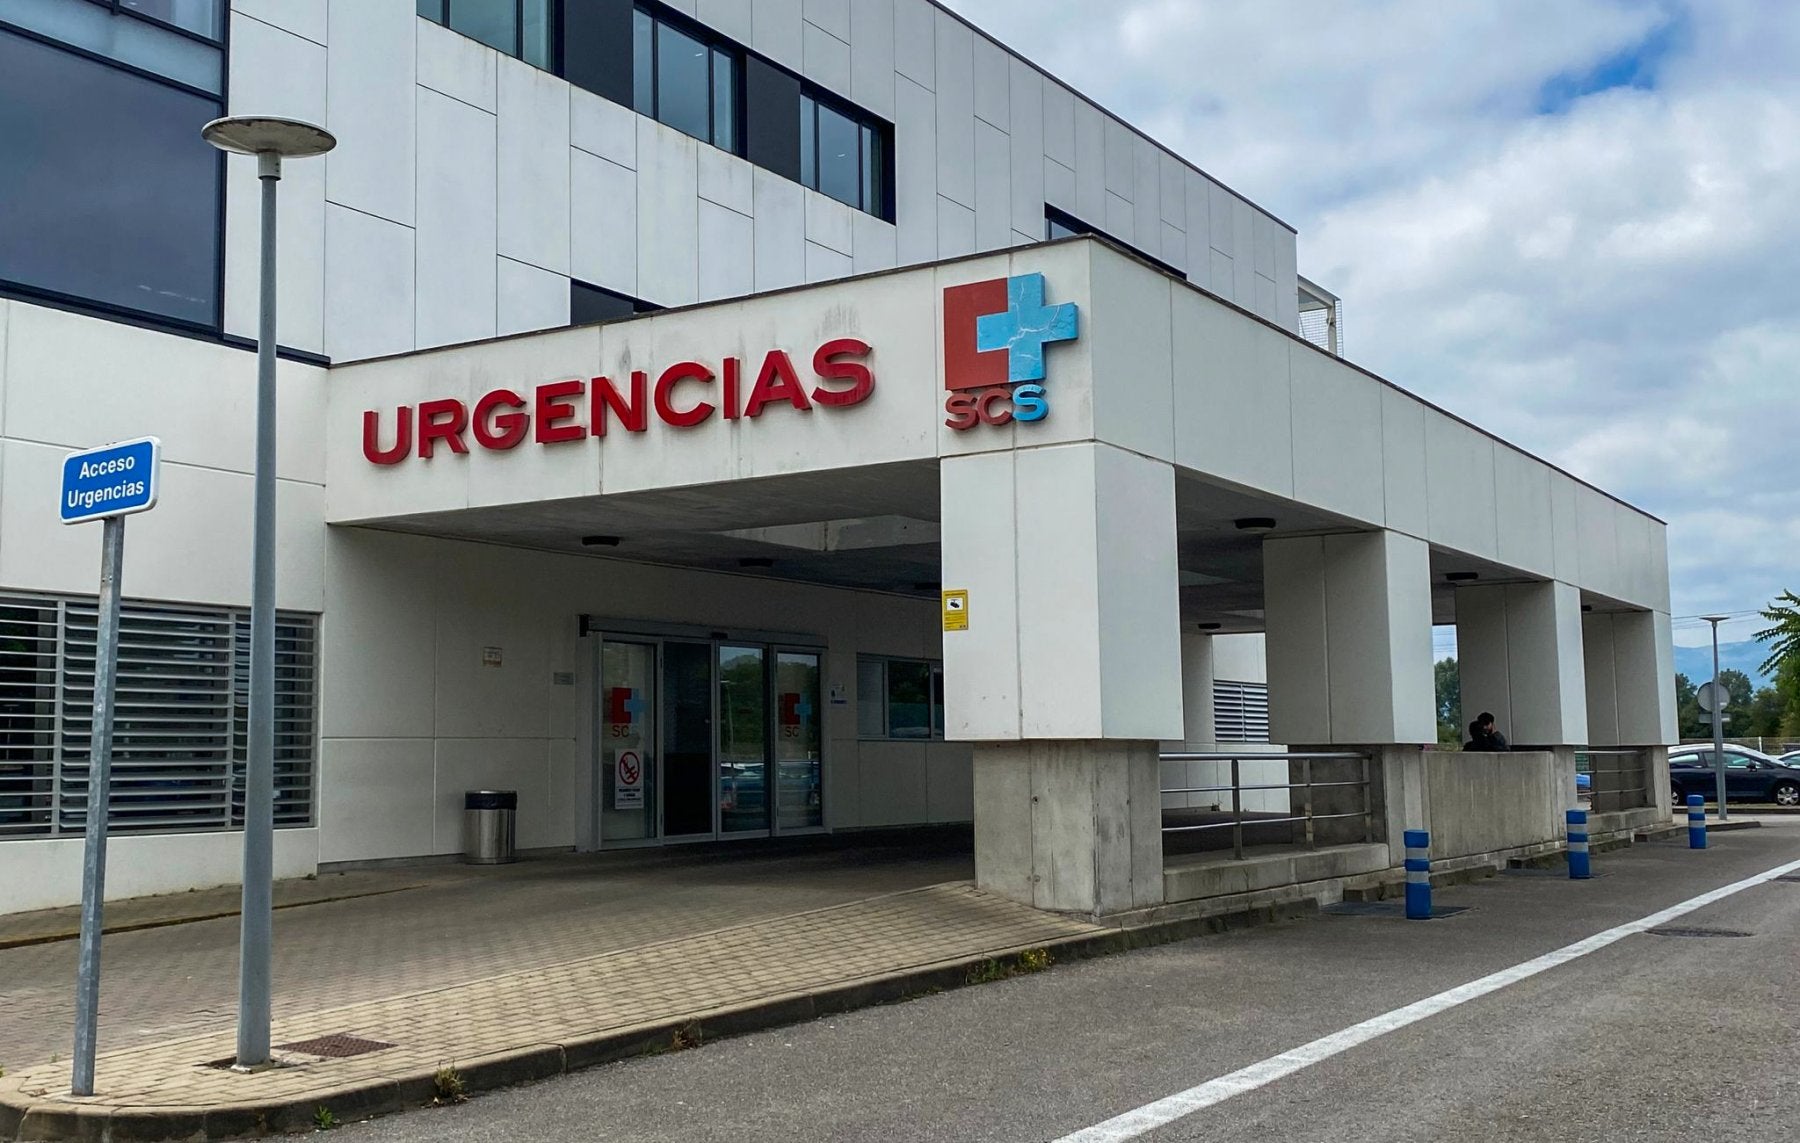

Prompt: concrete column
[
  {"left": 972, "top": 740, "right": 1163, "bottom": 915},
  {"left": 1179, "top": 631, "right": 1216, "bottom": 747},
  {"left": 1264, "top": 531, "right": 1436, "bottom": 746},
  {"left": 939, "top": 441, "right": 1182, "bottom": 739},
  {"left": 1455, "top": 581, "right": 1588, "bottom": 746},
  {"left": 942, "top": 442, "right": 1182, "bottom": 914},
  {"left": 1582, "top": 610, "right": 1678, "bottom": 746}
]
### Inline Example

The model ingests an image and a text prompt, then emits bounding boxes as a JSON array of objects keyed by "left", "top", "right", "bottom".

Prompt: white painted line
[{"left": 1054, "top": 854, "right": 1800, "bottom": 1143}]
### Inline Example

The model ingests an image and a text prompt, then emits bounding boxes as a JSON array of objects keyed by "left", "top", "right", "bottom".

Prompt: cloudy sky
[{"left": 942, "top": 0, "right": 1797, "bottom": 649}]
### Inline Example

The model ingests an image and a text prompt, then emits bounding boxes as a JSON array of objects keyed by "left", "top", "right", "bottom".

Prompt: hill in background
[{"left": 1673, "top": 640, "right": 1773, "bottom": 689}]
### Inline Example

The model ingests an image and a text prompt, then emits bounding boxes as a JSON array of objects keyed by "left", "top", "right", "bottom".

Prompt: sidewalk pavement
[{"left": 0, "top": 840, "right": 1296, "bottom": 1141}]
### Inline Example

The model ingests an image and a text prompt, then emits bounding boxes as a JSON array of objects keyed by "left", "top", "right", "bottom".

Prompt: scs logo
[{"left": 942, "top": 272, "right": 1078, "bottom": 431}]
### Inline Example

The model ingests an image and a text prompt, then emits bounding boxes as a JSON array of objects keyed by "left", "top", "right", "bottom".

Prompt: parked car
[
  {"left": 1780, "top": 750, "right": 1800, "bottom": 766},
  {"left": 1669, "top": 745, "right": 1800, "bottom": 807}
]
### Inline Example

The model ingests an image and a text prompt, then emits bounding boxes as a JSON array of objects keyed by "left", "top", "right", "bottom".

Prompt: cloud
[{"left": 943, "top": 0, "right": 1799, "bottom": 642}]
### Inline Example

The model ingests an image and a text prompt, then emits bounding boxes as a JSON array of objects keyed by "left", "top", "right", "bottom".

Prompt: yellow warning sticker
[{"left": 942, "top": 589, "right": 969, "bottom": 632}]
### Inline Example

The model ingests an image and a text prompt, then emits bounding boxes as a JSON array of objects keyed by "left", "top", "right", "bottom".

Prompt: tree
[
  {"left": 1675, "top": 673, "right": 1702, "bottom": 739},
  {"left": 1434, "top": 657, "right": 1461, "bottom": 747},
  {"left": 1755, "top": 591, "right": 1800, "bottom": 742}
]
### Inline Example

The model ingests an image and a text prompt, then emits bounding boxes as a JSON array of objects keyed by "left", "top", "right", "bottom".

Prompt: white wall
[
  {"left": 1, "top": 830, "right": 319, "bottom": 917},
  {"left": 224, "top": 1, "right": 1301, "bottom": 362},
  {"left": 318, "top": 528, "right": 972, "bottom": 865}
]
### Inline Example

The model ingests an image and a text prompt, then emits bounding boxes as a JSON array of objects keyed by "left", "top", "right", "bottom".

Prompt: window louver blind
[
  {"left": 1212, "top": 681, "right": 1271, "bottom": 743},
  {"left": 0, "top": 593, "right": 316, "bottom": 839}
]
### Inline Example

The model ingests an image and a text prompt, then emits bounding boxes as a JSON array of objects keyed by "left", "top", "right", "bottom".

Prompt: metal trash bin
[{"left": 463, "top": 789, "right": 517, "bottom": 864}]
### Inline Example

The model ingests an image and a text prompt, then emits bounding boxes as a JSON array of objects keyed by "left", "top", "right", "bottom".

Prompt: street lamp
[
  {"left": 1702, "top": 615, "right": 1730, "bottom": 823},
  {"left": 201, "top": 116, "right": 336, "bottom": 1070}
]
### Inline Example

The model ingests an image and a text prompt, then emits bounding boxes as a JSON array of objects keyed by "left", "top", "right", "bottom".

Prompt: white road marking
[{"left": 1054, "top": 854, "right": 1800, "bottom": 1143}]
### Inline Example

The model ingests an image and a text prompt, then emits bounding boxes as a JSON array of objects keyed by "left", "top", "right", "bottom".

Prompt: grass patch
[
  {"left": 432, "top": 1064, "right": 467, "bottom": 1105},
  {"left": 966, "top": 947, "right": 1055, "bottom": 985}
]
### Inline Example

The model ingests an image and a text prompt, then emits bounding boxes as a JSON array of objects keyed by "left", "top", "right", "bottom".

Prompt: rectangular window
[
  {"left": 801, "top": 90, "right": 890, "bottom": 219},
  {"left": 0, "top": 27, "right": 222, "bottom": 329},
  {"left": 0, "top": 593, "right": 318, "bottom": 840},
  {"left": 857, "top": 657, "right": 945, "bottom": 741},
  {"left": 420, "top": 0, "right": 552, "bottom": 68},
  {"left": 632, "top": 5, "right": 740, "bottom": 153}
]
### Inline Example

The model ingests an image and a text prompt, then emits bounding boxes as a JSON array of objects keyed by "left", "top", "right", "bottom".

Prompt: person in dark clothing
[{"left": 1464, "top": 712, "right": 1510, "bottom": 752}]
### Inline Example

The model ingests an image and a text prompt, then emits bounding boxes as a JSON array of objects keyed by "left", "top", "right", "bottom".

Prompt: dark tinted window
[
  {"left": 632, "top": 6, "right": 740, "bottom": 152},
  {"left": 0, "top": 29, "right": 221, "bottom": 328},
  {"left": 570, "top": 281, "right": 659, "bottom": 325},
  {"left": 801, "top": 93, "right": 890, "bottom": 219},
  {"left": 422, "top": 0, "right": 553, "bottom": 68}
]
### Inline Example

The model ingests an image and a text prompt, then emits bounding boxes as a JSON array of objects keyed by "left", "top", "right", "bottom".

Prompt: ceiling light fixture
[
  {"left": 581, "top": 535, "right": 621, "bottom": 547},
  {"left": 738, "top": 557, "right": 775, "bottom": 569},
  {"left": 1445, "top": 571, "right": 1479, "bottom": 583},
  {"left": 1198, "top": 622, "right": 1224, "bottom": 631},
  {"left": 1234, "top": 517, "right": 1277, "bottom": 534}
]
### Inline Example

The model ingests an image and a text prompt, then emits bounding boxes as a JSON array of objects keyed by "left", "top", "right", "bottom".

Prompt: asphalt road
[{"left": 341, "top": 821, "right": 1800, "bottom": 1143}]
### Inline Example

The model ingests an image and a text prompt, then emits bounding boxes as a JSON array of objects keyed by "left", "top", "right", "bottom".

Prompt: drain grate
[
  {"left": 1323, "top": 901, "right": 1468, "bottom": 919},
  {"left": 275, "top": 1033, "right": 395, "bottom": 1059},
  {"left": 1647, "top": 926, "right": 1753, "bottom": 939}
]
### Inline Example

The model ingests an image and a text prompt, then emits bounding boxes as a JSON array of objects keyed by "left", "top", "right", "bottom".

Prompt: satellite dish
[{"left": 1697, "top": 681, "right": 1731, "bottom": 712}]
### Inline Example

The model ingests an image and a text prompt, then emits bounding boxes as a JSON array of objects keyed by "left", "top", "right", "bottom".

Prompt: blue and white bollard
[
  {"left": 1687, "top": 793, "right": 1707, "bottom": 849},
  {"left": 1404, "top": 828, "right": 1431, "bottom": 919},
  {"left": 1566, "top": 808, "right": 1591, "bottom": 879}
]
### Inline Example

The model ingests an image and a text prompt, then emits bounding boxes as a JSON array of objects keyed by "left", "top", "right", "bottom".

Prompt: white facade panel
[
  {"left": 1103, "top": 117, "right": 1134, "bottom": 196},
  {"left": 1159, "top": 152, "right": 1186, "bottom": 229},
  {"left": 1132, "top": 137, "right": 1161, "bottom": 252},
  {"left": 802, "top": 19, "right": 851, "bottom": 94},
  {"left": 894, "top": 75, "right": 938, "bottom": 265},
  {"left": 1073, "top": 99, "right": 1107, "bottom": 223},
  {"left": 570, "top": 86, "right": 637, "bottom": 168},
  {"left": 1208, "top": 250, "right": 1235, "bottom": 301},
  {"left": 851, "top": 213, "right": 900, "bottom": 274},
  {"left": 933, "top": 11, "right": 976, "bottom": 209},
  {"left": 1043, "top": 158, "right": 1075, "bottom": 216},
  {"left": 223, "top": 15, "right": 328, "bottom": 354},
  {"left": 570, "top": 150, "right": 638, "bottom": 296},
  {"left": 805, "top": 240, "right": 853, "bottom": 283},
  {"left": 803, "top": 0, "right": 851, "bottom": 42},
  {"left": 848, "top": 0, "right": 896, "bottom": 118},
  {"left": 1380, "top": 384, "right": 1430, "bottom": 538},
  {"left": 805, "top": 191, "right": 855, "bottom": 256},
  {"left": 323, "top": 0, "right": 416, "bottom": 225},
  {"left": 415, "top": 88, "right": 498, "bottom": 350},
  {"left": 1088, "top": 247, "right": 1174, "bottom": 460},
  {"left": 1008, "top": 57, "right": 1045, "bottom": 237},
  {"left": 697, "top": 201, "right": 756, "bottom": 302},
  {"left": 497, "top": 58, "right": 572, "bottom": 275},
  {"left": 698, "top": 148, "right": 755, "bottom": 216},
  {"left": 497, "top": 256, "right": 570, "bottom": 337},
  {"left": 635, "top": 120, "right": 700, "bottom": 307},
  {"left": 1493, "top": 445, "right": 1557, "bottom": 578},
  {"left": 973, "top": 120, "right": 1013, "bottom": 252},
  {"left": 1041, "top": 80, "right": 1075, "bottom": 168},
  {"left": 1424, "top": 413, "right": 1500, "bottom": 560},
  {"left": 937, "top": 196, "right": 976, "bottom": 258},
  {"left": 324, "top": 203, "right": 415, "bottom": 361},
  {"left": 416, "top": 16, "right": 496, "bottom": 111},
  {"left": 1104, "top": 191, "right": 1135, "bottom": 246},
  {"left": 892, "top": 0, "right": 936, "bottom": 88},
  {"left": 1170, "top": 289, "right": 1294, "bottom": 497},
  {"left": 1208, "top": 180, "right": 1234, "bottom": 255},
  {"left": 234, "top": 0, "right": 326, "bottom": 44},
  {"left": 753, "top": 0, "right": 805, "bottom": 71},
  {"left": 753, "top": 166, "right": 808, "bottom": 290},
  {"left": 971, "top": 33, "right": 1009, "bottom": 129},
  {"left": 1289, "top": 343, "right": 1385, "bottom": 526},
  {"left": 696, "top": 0, "right": 754, "bottom": 42}
]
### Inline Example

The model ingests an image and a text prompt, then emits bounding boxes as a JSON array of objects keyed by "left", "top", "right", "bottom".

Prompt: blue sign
[{"left": 60, "top": 437, "right": 161, "bottom": 525}]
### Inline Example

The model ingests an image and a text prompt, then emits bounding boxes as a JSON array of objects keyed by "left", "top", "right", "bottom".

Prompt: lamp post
[
  {"left": 201, "top": 116, "right": 336, "bottom": 1069},
  {"left": 1702, "top": 615, "right": 1730, "bottom": 823}
]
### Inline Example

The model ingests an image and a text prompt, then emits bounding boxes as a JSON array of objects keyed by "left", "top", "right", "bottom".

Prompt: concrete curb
[
  {"left": 0, "top": 900, "right": 1312, "bottom": 1142},
  {"left": 0, "top": 888, "right": 423, "bottom": 953}
]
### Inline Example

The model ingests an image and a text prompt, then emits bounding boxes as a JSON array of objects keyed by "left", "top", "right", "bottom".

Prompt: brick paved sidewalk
[{"left": 0, "top": 882, "right": 1106, "bottom": 1140}]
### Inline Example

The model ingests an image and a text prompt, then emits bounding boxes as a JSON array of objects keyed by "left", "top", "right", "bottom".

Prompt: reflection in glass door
[
  {"left": 775, "top": 651, "right": 822, "bottom": 830},
  {"left": 662, "top": 641, "right": 715, "bottom": 837},
  {"left": 718, "top": 645, "right": 768, "bottom": 833},
  {"left": 599, "top": 641, "right": 655, "bottom": 843}
]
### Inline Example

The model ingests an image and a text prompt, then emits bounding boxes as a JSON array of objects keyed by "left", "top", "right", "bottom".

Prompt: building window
[
  {"left": 571, "top": 280, "right": 661, "bottom": 325},
  {"left": 857, "top": 657, "right": 944, "bottom": 740},
  {"left": 418, "top": 0, "right": 554, "bottom": 69},
  {"left": 0, "top": 594, "right": 318, "bottom": 841},
  {"left": 633, "top": 5, "right": 740, "bottom": 153},
  {"left": 1213, "top": 681, "right": 1271, "bottom": 744},
  {"left": 1045, "top": 206, "right": 1181, "bottom": 278},
  {"left": 800, "top": 93, "right": 889, "bottom": 218},
  {"left": 0, "top": 24, "right": 222, "bottom": 329}
]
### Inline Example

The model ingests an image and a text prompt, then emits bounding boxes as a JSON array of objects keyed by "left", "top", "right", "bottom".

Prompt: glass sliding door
[
  {"left": 599, "top": 641, "right": 655, "bottom": 843},
  {"left": 662, "top": 641, "right": 715, "bottom": 838},
  {"left": 718, "top": 644, "right": 768, "bottom": 833},
  {"left": 775, "top": 650, "right": 822, "bottom": 831}
]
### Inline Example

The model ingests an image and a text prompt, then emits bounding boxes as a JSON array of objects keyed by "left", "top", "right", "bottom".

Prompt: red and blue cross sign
[{"left": 942, "top": 272, "right": 1079, "bottom": 430}]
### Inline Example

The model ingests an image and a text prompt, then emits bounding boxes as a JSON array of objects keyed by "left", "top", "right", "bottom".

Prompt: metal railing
[
  {"left": 1576, "top": 748, "right": 1652, "bottom": 814},
  {"left": 1160, "top": 751, "right": 1374, "bottom": 859}
]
